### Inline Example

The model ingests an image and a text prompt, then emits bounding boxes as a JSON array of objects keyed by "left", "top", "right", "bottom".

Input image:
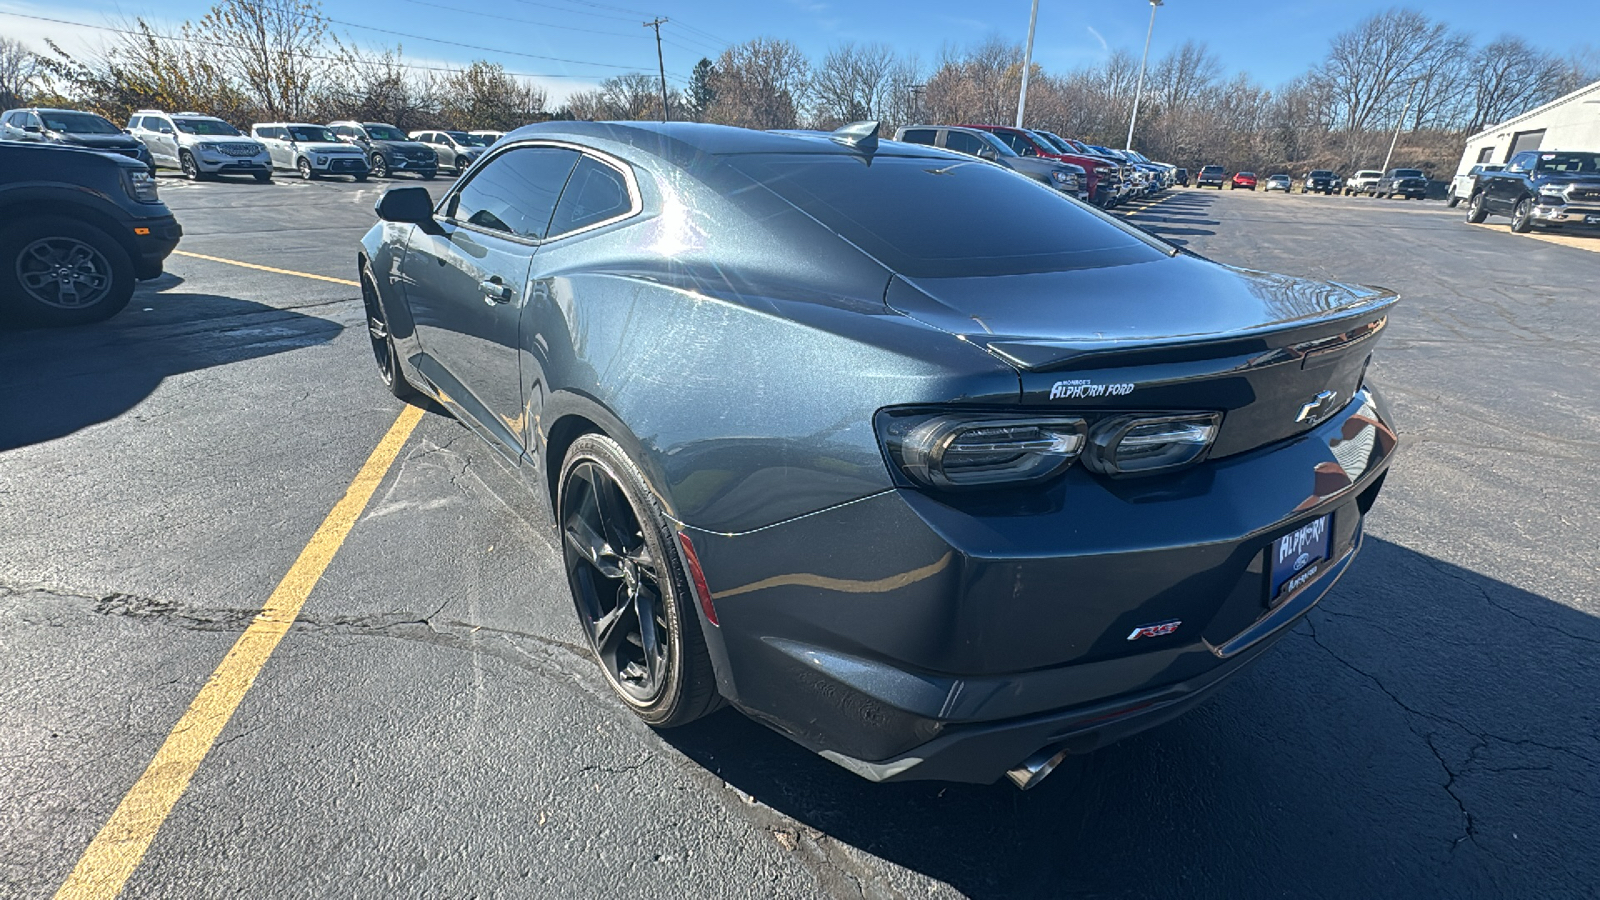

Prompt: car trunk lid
[{"left": 886, "top": 255, "right": 1397, "bottom": 456}]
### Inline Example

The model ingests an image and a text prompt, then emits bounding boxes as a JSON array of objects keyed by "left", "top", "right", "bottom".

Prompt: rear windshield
[
  {"left": 1201, "top": 166, "right": 1223, "bottom": 173},
  {"left": 727, "top": 154, "right": 1170, "bottom": 279},
  {"left": 364, "top": 124, "right": 407, "bottom": 141}
]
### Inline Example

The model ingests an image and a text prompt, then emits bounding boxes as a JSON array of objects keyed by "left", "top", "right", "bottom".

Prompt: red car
[
  {"left": 1231, "top": 171, "right": 1258, "bottom": 191},
  {"left": 960, "top": 124, "right": 1112, "bottom": 206}
]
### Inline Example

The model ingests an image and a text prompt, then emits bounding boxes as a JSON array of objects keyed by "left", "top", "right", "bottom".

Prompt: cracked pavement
[{"left": 2, "top": 180, "right": 1597, "bottom": 898}]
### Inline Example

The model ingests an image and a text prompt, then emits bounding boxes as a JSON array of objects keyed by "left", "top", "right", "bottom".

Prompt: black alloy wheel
[
  {"left": 1511, "top": 197, "right": 1534, "bottom": 233},
  {"left": 1447, "top": 193, "right": 1460, "bottom": 208},
  {"left": 298, "top": 158, "right": 316, "bottom": 180},
  {"left": 454, "top": 158, "right": 467, "bottom": 176},
  {"left": 371, "top": 154, "right": 389, "bottom": 178},
  {"left": 420, "top": 169, "right": 437, "bottom": 181},
  {"left": 179, "top": 150, "right": 201, "bottom": 181},
  {"left": 354, "top": 173, "right": 369, "bottom": 183},
  {"left": 1466, "top": 192, "right": 1488, "bottom": 223},
  {"left": 559, "top": 434, "right": 720, "bottom": 727},
  {"left": 1, "top": 217, "right": 135, "bottom": 326},
  {"left": 359, "top": 265, "right": 418, "bottom": 400},
  {"left": 253, "top": 171, "right": 272, "bottom": 184}
]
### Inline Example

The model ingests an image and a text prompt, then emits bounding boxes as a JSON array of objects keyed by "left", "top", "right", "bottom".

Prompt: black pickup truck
[
  {"left": 1466, "top": 149, "right": 1600, "bottom": 233},
  {"left": 1, "top": 141, "right": 182, "bottom": 325},
  {"left": 1372, "top": 168, "right": 1428, "bottom": 199}
]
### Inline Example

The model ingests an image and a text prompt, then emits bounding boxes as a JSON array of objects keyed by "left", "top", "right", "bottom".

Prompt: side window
[
  {"left": 942, "top": 131, "right": 983, "bottom": 156},
  {"left": 1507, "top": 152, "right": 1535, "bottom": 173},
  {"left": 451, "top": 146, "right": 580, "bottom": 240},
  {"left": 899, "top": 129, "right": 936, "bottom": 146},
  {"left": 127, "top": 116, "right": 143, "bottom": 130},
  {"left": 548, "top": 155, "right": 635, "bottom": 238}
]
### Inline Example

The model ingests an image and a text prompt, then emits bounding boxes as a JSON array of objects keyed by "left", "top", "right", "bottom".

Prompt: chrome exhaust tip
[{"left": 1005, "top": 746, "right": 1072, "bottom": 791}]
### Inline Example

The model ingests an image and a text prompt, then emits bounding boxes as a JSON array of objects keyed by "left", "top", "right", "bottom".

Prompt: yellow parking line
[
  {"left": 54, "top": 404, "right": 425, "bottom": 900},
  {"left": 1467, "top": 222, "right": 1600, "bottom": 254},
  {"left": 171, "top": 250, "right": 359, "bottom": 286}
]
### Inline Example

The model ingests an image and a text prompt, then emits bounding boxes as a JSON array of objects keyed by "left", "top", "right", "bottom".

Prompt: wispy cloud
[{"left": 1086, "top": 25, "right": 1109, "bottom": 54}]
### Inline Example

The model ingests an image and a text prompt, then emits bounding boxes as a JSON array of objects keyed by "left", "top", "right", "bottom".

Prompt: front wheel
[
  {"left": 253, "top": 171, "right": 272, "bottom": 184},
  {"left": 559, "top": 433, "right": 721, "bottom": 728},
  {"left": 360, "top": 264, "right": 419, "bottom": 401},
  {"left": 1466, "top": 192, "right": 1488, "bottom": 224},
  {"left": 419, "top": 169, "right": 437, "bottom": 181},
  {"left": 354, "top": 173, "right": 368, "bottom": 183},
  {"left": 298, "top": 159, "right": 316, "bottom": 180},
  {"left": 1510, "top": 197, "right": 1534, "bottom": 233},
  {"left": 370, "top": 155, "right": 389, "bottom": 178},
  {"left": 179, "top": 150, "right": 202, "bottom": 181},
  {"left": 0, "top": 217, "right": 135, "bottom": 326}
]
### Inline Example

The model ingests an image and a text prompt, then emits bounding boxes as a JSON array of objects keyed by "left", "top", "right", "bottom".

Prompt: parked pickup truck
[
  {"left": 1448, "top": 164, "right": 1502, "bottom": 208},
  {"left": 1344, "top": 170, "right": 1382, "bottom": 195},
  {"left": 1303, "top": 170, "right": 1339, "bottom": 194},
  {"left": 1466, "top": 149, "right": 1600, "bottom": 233},
  {"left": 1372, "top": 168, "right": 1428, "bottom": 199}
]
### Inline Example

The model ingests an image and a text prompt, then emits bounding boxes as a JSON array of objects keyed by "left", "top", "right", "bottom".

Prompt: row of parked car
[
  {"left": 1192, "top": 166, "right": 1432, "bottom": 198},
  {"left": 891, "top": 123, "right": 1180, "bottom": 208},
  {"left": 0, "top": 106, "right": 507, "bottom": 182}
]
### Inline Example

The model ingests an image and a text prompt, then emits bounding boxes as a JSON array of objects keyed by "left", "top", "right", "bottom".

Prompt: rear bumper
[{"left": 686, "top": 388, "right": 1398, "bottom": 782}]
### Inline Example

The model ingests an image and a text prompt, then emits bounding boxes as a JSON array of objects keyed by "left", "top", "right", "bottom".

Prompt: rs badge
[{"left": 1127, "top": 619, "right": 1181, "bottom": 641}]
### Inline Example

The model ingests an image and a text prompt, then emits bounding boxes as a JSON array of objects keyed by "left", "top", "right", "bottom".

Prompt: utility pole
[
  {"left": 1381, "top": 81, "right": 1417, "bottom": 174},
  {"left": 910, "top": 83, "right": 925, "bottom": 121},
  {"left": 1015, "top": 0, "right": 1040, "bottom": 128},
  {"left": 1126, "top": 0, "right": 1163, "bottom": 151},
  {"left": 644, "top": 17, "right": 670, "bottom": 122}
]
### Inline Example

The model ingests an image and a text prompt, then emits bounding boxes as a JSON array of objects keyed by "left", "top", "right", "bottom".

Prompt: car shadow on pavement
[
  {"left": 1121, "top": 192, "right": 1220, "bottom": 247},
  {"left": 660, "top": 536, "right": 1600, "bottom": 898},
  {"left": 0, "top": 279, "right": 344, "bottom": 452}
]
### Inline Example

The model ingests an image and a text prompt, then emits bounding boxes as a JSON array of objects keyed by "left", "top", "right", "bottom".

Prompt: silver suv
[
  {"left": 127, "top": 110, "right": 271, "bottom": 182},
  {"left": 407, "top": 130, "right": 485, "bottom": 176},
  {"left": 251, "top": 122, "right": 370, "bottom": 181},
  {"left": 326, "top": 121, "right": 437, "bottom": 179}
]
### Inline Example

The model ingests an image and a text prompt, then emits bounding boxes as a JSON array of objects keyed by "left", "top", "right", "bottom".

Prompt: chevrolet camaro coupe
[{"left": 357, "top": 121, "right": 1399, "bottom": 789}]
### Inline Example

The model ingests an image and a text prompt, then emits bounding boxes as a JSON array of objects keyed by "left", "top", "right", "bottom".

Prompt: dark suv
[
  {"left": 1304, "top": 170, "right": 1339, "bottom": 195},
  {"left": 1, "top": 108, "right": 155, "bottom": 174},
  {"left": 1197, "top": 165, "right": 1226, "bottom": 189},
  {"left": 327, "top": 121, "right": 438, "bottom": 179},
  {"left": 0, "top": 142, "right": 181, "bottom": 325},
  {"left": 1373, "top": 168, "right": 1428, "bottom": 200}
]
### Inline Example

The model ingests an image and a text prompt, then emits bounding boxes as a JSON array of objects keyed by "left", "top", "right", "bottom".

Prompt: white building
[{"left": 1455, "top": 79, "right": 1600, "bottom": 177}]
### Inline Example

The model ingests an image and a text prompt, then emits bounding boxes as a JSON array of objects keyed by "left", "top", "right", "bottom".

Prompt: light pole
[
  {"left": 1125, "top": 0, "right": 1163, "bottom": 152},
  {"left": 1381, "top": 81, "right": 1418, "bottom": 174},
  {"left": 1015, "top": 0, "right": 1040, "bottom": 128}
]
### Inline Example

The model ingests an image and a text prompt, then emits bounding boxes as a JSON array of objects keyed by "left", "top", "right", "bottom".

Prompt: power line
[
  {"left": 390, "top": 0, "right": 648, "bottom": 39},
  {"left": 0, "top": 10, "right": 644, "bottom": 80}
]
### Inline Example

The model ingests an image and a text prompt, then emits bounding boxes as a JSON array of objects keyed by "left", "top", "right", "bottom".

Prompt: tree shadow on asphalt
[
  {"left": 0, "top": 275, "right": 343, "bottom": 451},
  {"left": 660, "top": 537, "right": 1600, "bottom": 898}
]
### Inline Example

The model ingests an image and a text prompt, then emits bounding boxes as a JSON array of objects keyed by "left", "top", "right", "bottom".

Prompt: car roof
[{"left": 506, "top": 121, "right": 953, "bottom": 163}]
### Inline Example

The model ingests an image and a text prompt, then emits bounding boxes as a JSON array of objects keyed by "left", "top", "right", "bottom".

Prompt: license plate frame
[{"left": 1269, "top": 514, "right": 1332, "bottom": 604}]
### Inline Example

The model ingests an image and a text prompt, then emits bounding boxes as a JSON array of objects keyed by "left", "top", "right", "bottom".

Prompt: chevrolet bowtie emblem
[{"left": 1296, "top": 390, "right": 1339, "bottom": 424}]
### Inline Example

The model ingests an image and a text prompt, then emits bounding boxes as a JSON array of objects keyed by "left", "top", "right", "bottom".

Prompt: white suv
[
  {"left": 127, "top": 110, "right": 271, "bottom": 182},
  {"left": 251, "top": 123, "right": 370, "bottom": 181}
]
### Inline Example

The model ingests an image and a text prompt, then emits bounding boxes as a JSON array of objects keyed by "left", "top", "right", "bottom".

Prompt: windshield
[
  {"left": 443, "top": 131, "right": 474, "bottom": 145},
  {"left": 40, "top": 111, "right": 121, "bottom": 134},
  {"left": 1309, "top": 170, "right": 1333, "bottom": 177},
  {"left": 1392, "top": 169, "right": 1424, "bottom": 178},
  {"left": 1535, "top": 153, "right": 1600, "bottom": 174},
  {"left": 174, "top": 118, "right": 241, "bottom": 136},
  {"left": 729, "top": 153, "right": 1168, "bottom": 279},
  {"left": 1031, "top": 131, "right": 1072, "bottom": 153},
  {"left": 288, "top": 126, "right": 338, "bottom": 143},
  {"left": 364, "top": 124, "right": 407, "bottom": 141}
]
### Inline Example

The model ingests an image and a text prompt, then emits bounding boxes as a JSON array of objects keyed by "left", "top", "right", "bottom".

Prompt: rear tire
[
  {"left": 1466, "top": 192, "right": 1488, "bottom": 224},
  {"left": 420, "top": 169, "right": 437, "bottom": 181},
  {"left": 0, "top": 217, "right": 135, "bottom": 326},
  {"left": 1447, "top": 194, "right": 1460, "bottom": 208},
  {"left": 559, "top": 433, "right": 722, "bottom": 728}
]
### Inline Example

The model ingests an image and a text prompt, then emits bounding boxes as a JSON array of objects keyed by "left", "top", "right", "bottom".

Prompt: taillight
[
  {"left": 676, "top": 531, "right": 717, "bottom": 626},
  {"left": 1082, "top": 414, "right": 1221, "bottom": 476},
  {"left": 879, "top": 413, "right": 1087, "bottom": 488}
]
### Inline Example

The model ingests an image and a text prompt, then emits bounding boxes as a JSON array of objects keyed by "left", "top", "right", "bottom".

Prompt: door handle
[{"left": 479, "top": 279, "right": 514, "bottom": 303}]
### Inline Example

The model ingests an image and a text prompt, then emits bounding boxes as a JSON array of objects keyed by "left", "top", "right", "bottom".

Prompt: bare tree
[
  {"left": 0, "top": 36, "right": 43, "bottom": 109},
  {"left": 1465, "top": 37, "right": 1571, "bottom": 133},
  {"left": 438, "top": 61, "right": 547, "bottom": 130},
  {"left": 923, "top": 38, "right": 1026, "bottom": 128},
  {"left": 41, "top": 20, "right": 251, "bottom": 127},
  {"left": 315, "top": 46, "right": 441, "bottom": 130},
  {"left": 563, "top": 72, "right": 675, "bottom": 121},
  {"left": 1317, "top": 9, "right": 1456, "bottom": 132},
  {"left": 706, "top": 38, "right": 809, "bottom": 130},
  {"left": 196, "top": 0, "right": 332, "bottom": 121},
  {"left": 810, "top": 42, "right": 896, "bottom": 128}
]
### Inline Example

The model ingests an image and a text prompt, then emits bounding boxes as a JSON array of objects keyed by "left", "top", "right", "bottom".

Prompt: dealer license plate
[{"left": 1270, "top": 514, "right": 1332, "bottom": 603}]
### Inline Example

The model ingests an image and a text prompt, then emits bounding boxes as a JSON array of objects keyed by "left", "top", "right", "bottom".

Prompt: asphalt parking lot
[{"left": 4, "top": 175, "right": 1599, "bottom": 899}]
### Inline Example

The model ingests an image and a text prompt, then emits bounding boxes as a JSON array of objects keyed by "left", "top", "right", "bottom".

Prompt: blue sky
[{"left": 4, "top": 0, "right": 1596, "bottom": 104}]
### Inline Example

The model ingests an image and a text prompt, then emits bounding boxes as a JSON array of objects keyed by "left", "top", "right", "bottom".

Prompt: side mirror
[
  {"left": 375, "top": 186, "right": 441, "bottom": 232},
  {"left": 23, "top": 125, "right": 41, "bottom": 134},
  {"left": 977, "top": 146, "right": 998, "bottom": 161}
]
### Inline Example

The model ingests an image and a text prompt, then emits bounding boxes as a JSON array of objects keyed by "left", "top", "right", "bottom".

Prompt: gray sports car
[{"left": 358, "top": 121, "right": 1400, "bottom": 789}]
